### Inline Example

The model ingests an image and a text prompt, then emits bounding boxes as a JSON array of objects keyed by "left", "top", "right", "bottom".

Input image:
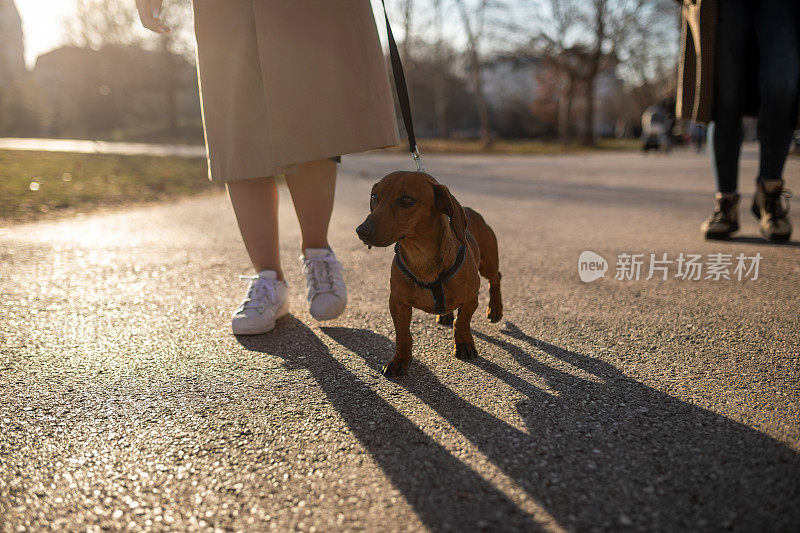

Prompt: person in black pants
[{"left": 699, "top": 0, "right": 797, "bottom": 242}]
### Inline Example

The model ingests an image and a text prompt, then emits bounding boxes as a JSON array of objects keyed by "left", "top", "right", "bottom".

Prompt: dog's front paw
[
  {"left": 454, "top": 342, "right": 478, "bottom": 360},
  {"left": 436, "top": 313, "right": 454, "bottom": 326},
  {"left": 382, "top": 358, "right": 409, "bottom": 377}
]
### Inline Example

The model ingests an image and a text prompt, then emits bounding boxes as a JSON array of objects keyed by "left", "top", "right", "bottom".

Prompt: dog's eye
[
  {"left": 370, "top": 193, "right": 378, "bottom": 205},
  {"left": 400, "top": 195, "right": 415, "bottom": 207}
]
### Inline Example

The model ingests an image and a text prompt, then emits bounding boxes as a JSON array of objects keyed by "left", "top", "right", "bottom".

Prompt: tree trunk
[
  {"left": 166, "top": 79, "right": 178, "bottom": 136},
  {"left": 582, "top": 0, "right": 606, "bottom": 146},
  {"left": 559, "top": 74, "right": 574, "bottom": 143},
  {"left": 433, "top": 0, "right": 447, "bottom": 138},
  {"left": 456, "top": 0, "right": 491, "bottom": 145},
  {"left": 401, "top": 0, "right": 413, "bottom": 64},
  {"left": 582, "top": 74, "right": 596, "bottom": 145},
  {"left": 0, "top": 88, "right": 6, "bottom": 136},
  {"left": 161, "top": 36, "right": 179, "bottom": 136},
  {"left": 469, "top": 48, "right": 491, "bottom": 144},
  {"left": 434, "top": 71, "right": 447, "bottom": 138}
]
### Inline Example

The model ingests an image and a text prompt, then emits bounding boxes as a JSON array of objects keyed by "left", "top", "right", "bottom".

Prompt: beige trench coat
[
  {"left": 676, "top": 0, "right": 717, "bottom": 124},
  {"left": 193, "top": 0, "right": 400, "bottom": 182},
  {"left": 676, "top": 0, "right": 800, "bottom": 126}
]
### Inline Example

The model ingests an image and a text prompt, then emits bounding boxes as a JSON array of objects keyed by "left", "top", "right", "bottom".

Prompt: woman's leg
[
  {"left": 286, "top": 158, "right": 346, "bottom": 321},
  {"left": 226, "top": 176, "right": 283, "bottom": 279},
  {"left": 755, "top": 0, "right": 799, "bottom": 182},
  {"left": 710, "top": 0, "right": 752, "bottom": 193},
  {"left": 749, "top": 0, "right": 798, "bottom": 242},
  {"left": 285, "top": 159, "right": 337, "bottom": 251}
]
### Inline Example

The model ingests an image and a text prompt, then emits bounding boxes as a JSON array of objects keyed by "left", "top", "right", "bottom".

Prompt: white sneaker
[
  {"left": 231, "top": 270, "right": 289, "bottom": 335},
  {"left": 301, "top": 248, "right": 347, "bottom": 321}
]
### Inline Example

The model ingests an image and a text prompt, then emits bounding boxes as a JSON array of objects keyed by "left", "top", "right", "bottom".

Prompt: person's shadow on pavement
[
  {"left": 724, "top": 235, "right": 800, "bottom": 247},
  {"left": 236, "top": 316, "right": 538, "bottom": 531},
  {"left": 320, "top": 322, "right": 800, "bottom": 532}
]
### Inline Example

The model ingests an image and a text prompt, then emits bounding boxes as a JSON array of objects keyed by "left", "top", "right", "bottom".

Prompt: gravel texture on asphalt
[{"left": 1, "top": 150, "right": 798, "bottom": 532}]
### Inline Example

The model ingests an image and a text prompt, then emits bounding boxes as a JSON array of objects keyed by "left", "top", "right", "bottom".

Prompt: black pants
[{"left": 710, "top": 0, "right": 799, "bottom": 192}]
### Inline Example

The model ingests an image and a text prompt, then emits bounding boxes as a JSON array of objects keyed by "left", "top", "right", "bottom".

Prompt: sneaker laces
[
  {"left": 302, "top": 255, "right": 338, "bottom": 296},
  {"left": 238, "top": 275, "right": 277, "bottom": 310},
  {"left": 765, "top": 188, "right": 792, "bottom": 219}
]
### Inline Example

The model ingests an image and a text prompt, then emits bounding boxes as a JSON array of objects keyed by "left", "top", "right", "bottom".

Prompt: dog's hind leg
[
  {"left": 477, "top": 231, "right": 503, "bottom": 323},
  {"left": 453, "top": 295, "right": 479, "bottom": 360},
  {"left": 484, "top": 271, "right": 502, "bottom": 323},
  {"left": 466, "top": 208, "right": 503, "bottom": 323},
  {"left": 436, "top": 312, "right": 454, "bottom": 326}
]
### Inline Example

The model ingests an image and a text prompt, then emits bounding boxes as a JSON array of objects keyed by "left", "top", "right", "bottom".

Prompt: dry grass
[
  {"left": 0, "top": 150, "right": 217, "bottom": 223},
  {"left": 0, "top": 139, "right": 642, "bottom": 223}
]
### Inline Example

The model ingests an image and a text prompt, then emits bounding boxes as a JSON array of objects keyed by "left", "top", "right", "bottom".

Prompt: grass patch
[
  {"left": 0, "top": 138, "right": 642, "bottom": 223},
  {"left": 0, "top": 150, "right": 219, "bottom": 223},
  {"left": 390, "top": 137, "right": 642, "bottom": 155}
]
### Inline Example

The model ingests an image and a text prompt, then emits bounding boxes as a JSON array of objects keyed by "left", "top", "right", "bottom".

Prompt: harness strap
[{"left": 394, "top": 243, "right": 467, "bottom": 314}]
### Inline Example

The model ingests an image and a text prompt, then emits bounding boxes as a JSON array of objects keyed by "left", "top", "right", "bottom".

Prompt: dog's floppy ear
[{"left": 433, "top": 182, "right": 467, "bottom": 244}]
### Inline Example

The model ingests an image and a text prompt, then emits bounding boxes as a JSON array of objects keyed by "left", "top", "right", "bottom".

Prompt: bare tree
[
  {"left": 432, "top": 0, "right": 448, "bottom": 137},
  {"left": 64, "top": 0, "right": 144, "bottom": 49},
  {"left": 400, "top": 0, "right": 415, "bottom": 63},
  {"left": 529, "top": 0, "right": 676, "bottom": 145},
  {"left": 64, "top": 0, "right": 195, "bottom": 54},
  {"left": 455, "top": 0, "right": 492, "bottom": 143}
]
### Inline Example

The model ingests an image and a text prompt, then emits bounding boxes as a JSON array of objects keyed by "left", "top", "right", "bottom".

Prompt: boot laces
[
  {"left": 765, "top": 188, "right": 792, "bottom": 219},
  {"left": 711, "top": 198, "right": 736, "bottom": 223}
]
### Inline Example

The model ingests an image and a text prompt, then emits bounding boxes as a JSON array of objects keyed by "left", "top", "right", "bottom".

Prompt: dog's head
[{"left": 356, "top": 171, "right": 467, "bottom": 248}]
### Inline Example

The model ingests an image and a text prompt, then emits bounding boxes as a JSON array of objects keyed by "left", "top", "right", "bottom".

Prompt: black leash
[
  {"left": 381, "top": 0, "right": 424, "bottom": 172},
  {"left": 394, "top": 243, "right": 466, "bottom": 315}
]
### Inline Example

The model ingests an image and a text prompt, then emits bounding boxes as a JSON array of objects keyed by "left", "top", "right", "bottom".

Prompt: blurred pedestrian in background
[
  {"left": 690, "top": 122, "right": 707, "bottom": 153},
  {"left": 641, "top": 95, "right": 676, "bottom": 153},
  {"left": 136, "top": 0, "right": 399, "bottom": 334},
  {"left": 677, "top": 0, "right": 798, "bottom": 242}
]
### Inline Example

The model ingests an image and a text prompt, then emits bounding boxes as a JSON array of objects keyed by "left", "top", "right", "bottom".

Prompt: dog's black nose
[{"left": 356, "top": 220, "right": 374, "bottom": 240}]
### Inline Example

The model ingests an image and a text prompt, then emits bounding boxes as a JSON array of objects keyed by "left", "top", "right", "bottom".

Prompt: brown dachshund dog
[{"left": 356, "top": 171, "right": 503, "bottom": 376}]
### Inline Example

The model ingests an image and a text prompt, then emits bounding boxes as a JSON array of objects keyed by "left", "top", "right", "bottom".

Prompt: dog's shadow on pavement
[{"left": 319, "top": 322, "right": 800, "bottom": 532}]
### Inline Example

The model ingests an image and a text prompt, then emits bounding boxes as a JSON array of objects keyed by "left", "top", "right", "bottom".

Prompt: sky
[
  {"left": 14, "top": 0, "right": 465, "bottom": 69},
  {"left": 16, "top": 0, "right": 76, "bottom": 68}
]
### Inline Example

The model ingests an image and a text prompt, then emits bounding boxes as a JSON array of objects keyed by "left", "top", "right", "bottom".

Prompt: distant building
[
  {"left": 0, "top": 0, "right": 26, "bottom": 85},
  {"left": 481, "top": 54, "right": 546, "bottom": 137},
  {"left": 33, "top": 44, "right": 200, "bottom": 138},
  {"left": 482, "top": 53, "right": 543, "bottom": 110},
  {"left": 592, "top": 70, "right": 626, "bottom": 137},
  {"left": 482, "top": 53, "right": 625, "bottom": 138}
]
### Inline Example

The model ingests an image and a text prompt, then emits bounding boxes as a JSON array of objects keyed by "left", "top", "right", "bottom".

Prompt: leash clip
[{"left": 411, "top": 146, "right": 425, "bottom": 173}]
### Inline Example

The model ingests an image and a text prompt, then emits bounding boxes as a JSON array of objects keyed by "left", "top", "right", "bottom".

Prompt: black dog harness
[{"left": 394, "top": 243, "right": 466, "bottom": 315}]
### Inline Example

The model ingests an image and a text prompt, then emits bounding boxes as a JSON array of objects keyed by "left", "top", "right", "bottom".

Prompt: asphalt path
[{"left": 1, "top": 149, "right": 798, "bottom": 532}]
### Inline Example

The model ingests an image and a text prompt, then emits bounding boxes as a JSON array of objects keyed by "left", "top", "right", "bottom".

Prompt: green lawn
[{"left": 0, "top": 150, "right": 218, "bottom": 223}]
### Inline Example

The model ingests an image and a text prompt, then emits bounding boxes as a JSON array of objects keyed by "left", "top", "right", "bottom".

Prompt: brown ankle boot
[
  {"left": 752, "top": 179, "right": 792, "bottom": 242},
  {"left": 701, "top": 192, "right": 740, "bottom": 240}
]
